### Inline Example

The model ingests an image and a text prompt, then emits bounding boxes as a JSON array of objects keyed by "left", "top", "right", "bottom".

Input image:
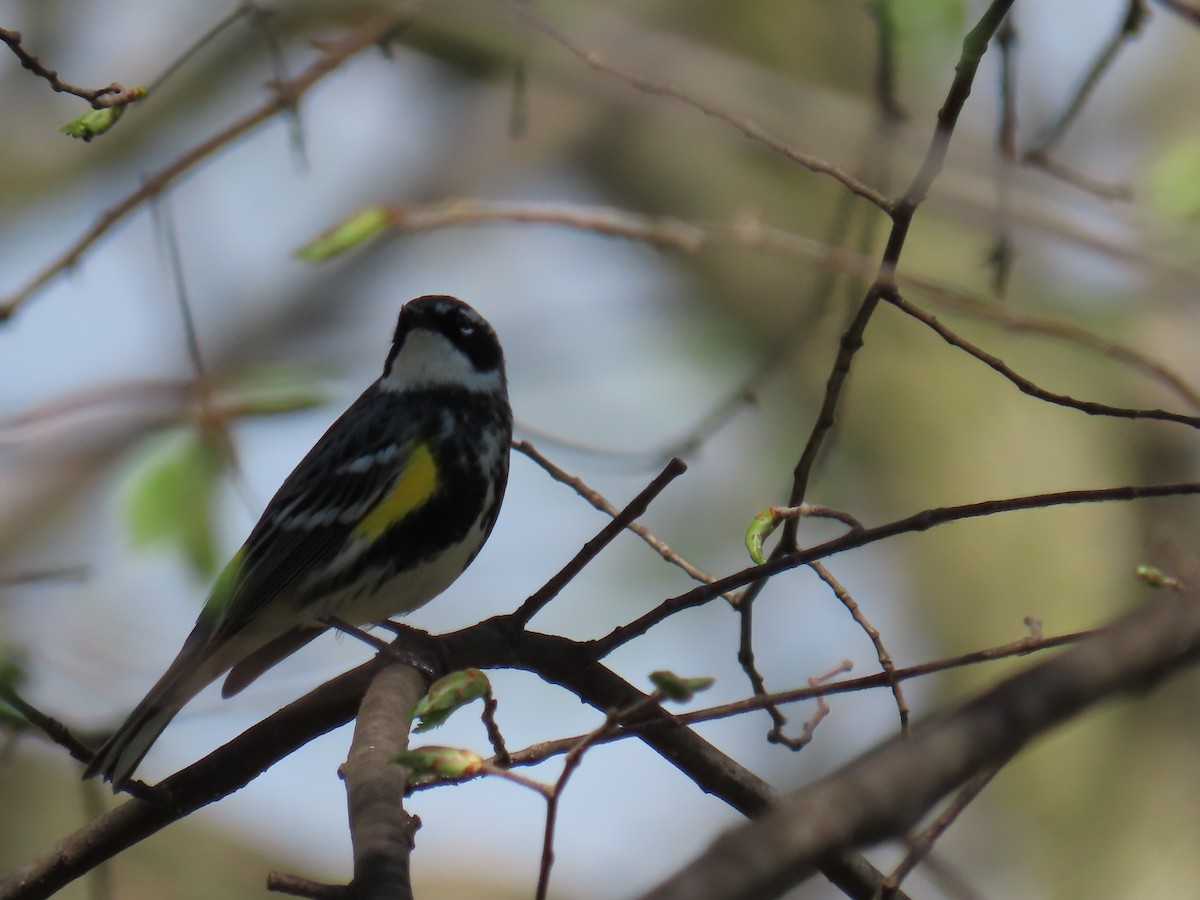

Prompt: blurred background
[{"left": 3, "top": 0, "right": 1200, "bottom": 897}]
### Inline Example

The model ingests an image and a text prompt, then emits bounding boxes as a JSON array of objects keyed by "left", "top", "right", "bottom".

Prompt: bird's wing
[{"left": 201, "top": 388, "right": 419, "bottom": 639}]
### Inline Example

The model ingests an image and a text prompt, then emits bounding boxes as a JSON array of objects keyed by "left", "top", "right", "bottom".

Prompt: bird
[{"left": 84, "top": 294, "right": 512, "bottom": 791}]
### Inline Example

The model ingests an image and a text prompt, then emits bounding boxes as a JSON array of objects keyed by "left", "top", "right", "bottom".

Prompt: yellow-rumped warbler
[{"left": 85, "top": 295, "right": 512, "bottom": 790}]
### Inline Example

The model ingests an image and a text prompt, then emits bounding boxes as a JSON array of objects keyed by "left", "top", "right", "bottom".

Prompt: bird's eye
[{"left": 459, "top": 323, "right": 476, "bottom": 337}]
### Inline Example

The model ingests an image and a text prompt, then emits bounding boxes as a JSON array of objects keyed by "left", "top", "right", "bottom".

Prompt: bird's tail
[{"left": 83, "top": 626, "right": 233, "bottom": 791}]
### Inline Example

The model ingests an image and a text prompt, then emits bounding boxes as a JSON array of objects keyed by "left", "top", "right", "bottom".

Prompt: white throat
[{"left": 381, "top": 329, "right": 504, "bottom": 394}]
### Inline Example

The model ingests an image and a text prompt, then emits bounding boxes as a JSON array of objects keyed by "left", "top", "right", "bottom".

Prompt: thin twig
[
  {"left": 480, "top": 686, "right": 510, "bottom": 766},
  {"left": 787, "top": 0, "right": 1017, "bottom": 517},
  {"left": 1153, "top": 0, "right": 1200, "bottom": 23},
  {"left": 1022, "top": 151, "right": 1133, "bottom": 201},
  {"left": 496, "top": 0, "right": 892, "bottom": 211},
  {"left": 250, "top": 4, "right": 309, "bottom": 171},
  {"left": 1025, "top": 0, "right": 1148, "bottom": 158},
  {"left": 412, "top": 624, "right": 1099, "bottom": 792},
  {"left": 735, "top": 598, "right": 785, "bottom": 735},
  {"left": 0, "top": 566, "right": 89, "bottom": 586},
  {"left": 535, "top": 698, "right": 657, "bottom": 900},
  {"left": 266, "top": 872, "right": 344, "bottom": 899},
  {"left": 884, "top": 290, "right": 1200, "bottom": 428},
  {"left": 146, "top": 1, "right": 260, "bottom": 95},
  {"left": 512, "top": 457, "right": 688, "bottom": 624},
  {"left": 513, "top": 441, "right": 732, "bottom": 601},
  {"left": 371, "top": 199, "right": 1200, "bottom": 415},
  {"left": 990, "top": 14, "right": 1018, "bottom": 296},
  {"left": 0, "top": 27, "right": 143, "bottom": 108},
  {"left": 0, "top": 3, "right": 428, "bottom": 320},
  {"left": 0, "top": 691, "right": 95, "bottom": 763},
  {"left": 811, "top": 562, "right": 909, "bottom": 732},
  {"left": 881, "top": 759, "right": 1008, "bottom": 897},
  {"left": 788, "top": 661, "right": 854, "bottom": 750},
  {"left": 592, "top": 480, "right": 1200, "bottom": 653},
  {"left": 1021, "top": 0, "right": 1145, "bottom": 200}
]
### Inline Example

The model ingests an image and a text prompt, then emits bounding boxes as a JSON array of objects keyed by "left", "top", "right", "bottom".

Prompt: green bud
[
  {"left": 649, "top": 670, "right": 715, "bottom": 703},
  {"left": 1135, "top": 564, "right": 1182, "bottom": 591},
  {"left": 59, "top": 88, "right": 146, "bottom": 142},
  {"left": 393, "top": 746, "right": 483, "bottom": 779},
  {"left": 413, "top": 668, "right": 490, "bottom": 732},
  {"left": 295, "top": 206, "right": 392, "bottom": 261},
  {"left": 745, "top": 507, "right": 783, "bottom": 565}
]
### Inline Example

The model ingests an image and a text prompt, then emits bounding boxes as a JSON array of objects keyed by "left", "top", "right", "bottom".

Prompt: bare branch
[
  {"left": 361, "top": 199, "right": 1200, "bottom": 416},
  {"left": 884, "top": 290, "right": 1200, "bottom": 427},
  {"left": 1024, "top": 0, "right": 1148, "bottom": 160},
  {"left": 496, "top": 0, "right": 893, "bottom": 211},
  {"left": 593, "top": 481, "right": 1200, "bottom": 651},
  {"left": 786, "top": 0, "right": 1016, "bottom": 526},
  {"left": 0, "top": 3, "right": 428, "bottom": 320},
  {"left": 512, "top": 457, "right": 687, "bottom": 624},
  {"left": 514, "top": 440, "right": 732, "bottom": 601},
  {"left": 882, "top": 759, "right": 1008, "bottom": 897},
  {"left": 640, "top": 586, "right": 1200, "bottom": 900},
  {"left": 0, "top": 27, "right": 143, "bottom": 108},
  {"left": 811, "top": 563, "right": 908, "bottom": 732},
  {"left": 340, "top": 664, "right": 425, "bottom": 900},
  {"left": 1153, "top": 0, "right": 1200, "bottom": 22}
]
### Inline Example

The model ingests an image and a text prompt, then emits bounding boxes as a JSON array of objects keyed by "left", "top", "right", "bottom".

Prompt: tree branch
[
  {"left": 640, "top": 586, "right": 1200, "bottom": 900},
  {"left": 0, "top": 3, "right": 428, "bottom": 321},
  {"left": 342, "top": 664, "right": 425, "bottom": 900}
]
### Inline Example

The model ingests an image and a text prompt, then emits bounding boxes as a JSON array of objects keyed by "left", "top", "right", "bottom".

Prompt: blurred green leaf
[
  {"left": 413, "top": 668, "right": 490, "bottom": 732},
  {"left": 1149, "top": 134, "right": 1200, "bottom": 223},
  {"left": 219, "top": 362, "right": 331, "bottom": 416},
  {"left": 123, "top": 428, "right": 227, "bottom": 578},
  {"left": 649, "top": 670, "right": 714, "bottom": 703},
  {"left": 296, "top": 205, "right": 391, "bottom": 261}
]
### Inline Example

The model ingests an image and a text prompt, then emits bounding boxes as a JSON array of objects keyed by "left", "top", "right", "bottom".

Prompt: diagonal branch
[
  {"left": 496, "top": 0, "right": 892, "bottom": 211},
  {"left": 639, "top": 585, "right": 1200, "bottom": 900},
  {"left": 884, "top": 290, "right": 1200, "bottom": 427},
  {"left": 791, "top": 0, "right": 1016, "bottom": 504},
  {"left": 593, "top": 481, "right": 1200, "bottom": 652},
  {"left": 511, "top": 457, "right": 687, "bottom": 624},
  {"left": 0, "top": 3, "right": 427, "bottom": 321},
  {"left": 0, "top": 27, "right": 140, "bottom": 107}
]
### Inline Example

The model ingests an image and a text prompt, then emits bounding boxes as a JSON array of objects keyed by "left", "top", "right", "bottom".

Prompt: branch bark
[
  {"left": 639, "top": 587, "right": 1200, "bottom": 900},
  {"left": 342, "top": 664, "right": 425, "bottom": 900}
]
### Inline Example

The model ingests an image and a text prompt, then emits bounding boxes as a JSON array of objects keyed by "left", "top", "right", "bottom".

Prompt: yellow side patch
[{"left": 354, "top": 443, "right": 440, "bottom": 540}]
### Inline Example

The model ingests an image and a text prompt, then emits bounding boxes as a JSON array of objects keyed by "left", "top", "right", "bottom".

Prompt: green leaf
[
  {"left": 393, "top": 746, "right": 483, "bottom": 779},
  {"left": 649, "top": 670, "right": 715, "bottom": 703},
  {"left": 413, "top": 668, "right": 490, "bottom": 732},
  {"left": 59, "top": 89, "right": 147, "bottom": 142},
  {"left": 1149, "top": 134, "right": 1200, "bottom": 223},
  {"left": 745, "top": 507, "right": 783, "bottom": 565},
  {"left": 890, "top": 0, "right": 967, "bottom": 50},
  {"left": 296, "top": 205, "right": 392, "bottom": 261},
  {"left": 123, "top": 428, "right": 227, "bottom": 579},
  {"left": 218, "top": 363, "right": 330, "bottom": 417}
]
